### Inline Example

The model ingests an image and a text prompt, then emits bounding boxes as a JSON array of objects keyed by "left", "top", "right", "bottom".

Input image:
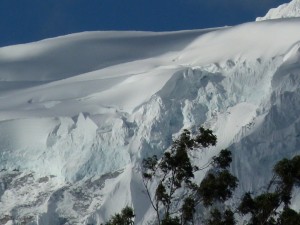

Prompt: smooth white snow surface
[{"left": 1, "top": 18, "right": 300, "bottom": 225}]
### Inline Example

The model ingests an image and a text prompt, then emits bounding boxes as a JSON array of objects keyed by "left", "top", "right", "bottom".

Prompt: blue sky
[{"left": 0, "top": 0, "right": 290, "bottom": 47}]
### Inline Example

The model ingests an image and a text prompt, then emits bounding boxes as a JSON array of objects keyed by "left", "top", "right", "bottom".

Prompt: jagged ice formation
[{"left": 1, "top": 2, "right": 300, "bottom": 224}]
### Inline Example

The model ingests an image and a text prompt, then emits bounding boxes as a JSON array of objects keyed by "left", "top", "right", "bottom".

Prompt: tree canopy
[{"left": 103, "top": 127, "right": 300, "bottom": 225}]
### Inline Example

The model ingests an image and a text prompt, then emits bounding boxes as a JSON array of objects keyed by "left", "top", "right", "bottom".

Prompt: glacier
[
  {"left": 1, "top": 3, "right": 300, "bottom": 225},
  {"left": 257, "top": 0, "right": 300, "bottom": 21}
]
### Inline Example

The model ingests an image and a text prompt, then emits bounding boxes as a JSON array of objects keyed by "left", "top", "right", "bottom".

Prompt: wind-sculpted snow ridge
[
  {"left": 1, "top": 18, "right": 300, "bottom": 225},
  {"left": 256, "top": 0, "right": 300, "bottom": 21}
]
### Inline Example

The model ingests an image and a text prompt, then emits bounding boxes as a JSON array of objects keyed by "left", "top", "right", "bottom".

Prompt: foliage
[
  {"left": 237, "top": 155, "right": 300, "bottom": 225},
  {"left": 142, "top": 126, "right": 237, "bottom": 225},
  {"left": 181, "top": 196, "right": 195, "bottom": 224},
  {"left": 212, "top": 149, "right": 232, "bottom": 169},
  {"left": 239, "top": 189, "right": 281, "bottom": 224},
  {"left": 238, "top": 192, "right": 256, "bottom": 215},
  {"left": 161, "top": 216, "right": 181, "bottom": 225},
  {"left": 198, "top": 149, "right": 237, "bottom": 206},
  {"left": 273, "top": 155, "right": 300, "bottom": 205},
  {"left": 103, "top": 126, "right": 300, "bottom": 225},
  {"left": 277, "top": 207, "right": 300, "bottom": 225},
  {"left": 198, "top": 170, "right": 238, "bottom": 206},
  {"left": 207, "top": 208, "right": 235, "bottom": 225},
  {"left": 104, "top": 206, "right": 135, "bottom": 225},
  {"left": 194, "top": 127, "right": 217, "bottom": 148}
]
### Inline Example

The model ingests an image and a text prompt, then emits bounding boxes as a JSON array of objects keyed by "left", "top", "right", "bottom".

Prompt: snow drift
[{"left": 1, "top": 8, "right": 300, "bottom": 225}]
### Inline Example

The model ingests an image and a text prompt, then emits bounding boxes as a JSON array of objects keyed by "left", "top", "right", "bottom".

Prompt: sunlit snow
[{"left": 1, "top": 4, "right": 300, "bottom": 224}]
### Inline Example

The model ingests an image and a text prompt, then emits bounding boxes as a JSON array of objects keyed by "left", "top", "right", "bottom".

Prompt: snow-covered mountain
[
  {"left": 256, "top": 0, "right": 300, "bottom": 21},
  {"left": 1, "top": 5, "right": 300, "bottom": 225}
]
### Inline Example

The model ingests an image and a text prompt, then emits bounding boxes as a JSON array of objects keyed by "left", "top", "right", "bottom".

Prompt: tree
[
  {"left": 104, "top": 206, "right": 135, "bottom": 225},
  {"left": 142, "top": 129, "right": 199, "bottom": 224},
  {"left": 237, "top": 154, "right": 300, "bottom": 225},
  {"left": 273, "top": 155, "right": 300, "bottom": 205},
  {"left": 103, "top": 127, "right": 300, "bottom": 225},
  {"left": 277, "top": 207, "right": 300, "bottom": 225},
  {"left": 181, "top": 197, "right": 195, "bottom": 224},
  {"left": 207, "top": 208, "right": 235, "bottom": 225},
  {"left": 212, "top": 149, "right": 232, "bottom": 169},
  {"left": 239, "top": 192, "right": 280, "bottom": 225},
  {"left": 161, "top": 216, "right": 181, "bottom": 225},
  {"left": 198, "top": 170, "right": 238, "bottom": 206},
  {"left": 142, "top": 127, "right": 237, "bottom": 225}
]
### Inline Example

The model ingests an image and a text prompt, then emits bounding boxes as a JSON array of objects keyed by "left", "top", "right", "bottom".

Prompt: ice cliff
[
  {"left": 257, "top": 0, "right": 300, "bottom": 21},
  {"left": 1, "top": 4, "right": 300, "bottom": 225}
]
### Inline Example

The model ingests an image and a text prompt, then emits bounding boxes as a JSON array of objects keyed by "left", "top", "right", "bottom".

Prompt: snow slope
[
  {"left": 1, "top": 18, "right": 300, "bottom": 225},
  {"left": 256, "top": 0, "right": 300, "bottom": 21}
]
